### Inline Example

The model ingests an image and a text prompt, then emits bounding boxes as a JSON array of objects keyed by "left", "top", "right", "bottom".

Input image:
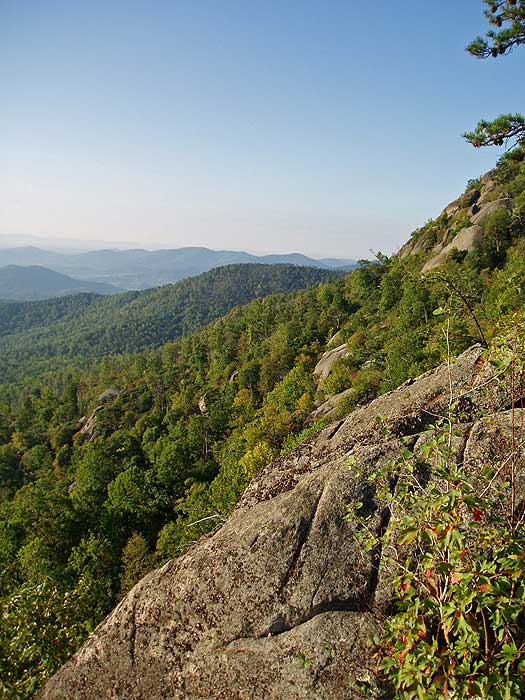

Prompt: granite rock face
[
  {"left": 421, "top": 196, "right": 514, "bottom": 272},
  {"left": 306, "top": 388, "right": 354, "bottom": 423},
  {"left": 398, "top": 167, "right": 514, "bottom": 267},
  {"left": 421, "top": 224, "right": 483, "bottom": 272},
  {"left": 97, "top": 388, "right": 120, "bottom": 404},
  {"left": 41, "top": 345, "right": 524, "bottom": 700},
  {"left": 470, "top": 197, "right": 513, "bottom": 226},
  {"left": 78, "top": 390, "right": 120, "bottom": 441},
  {"left": 313, "top": 344, "right": 349, "bottom": 381}
]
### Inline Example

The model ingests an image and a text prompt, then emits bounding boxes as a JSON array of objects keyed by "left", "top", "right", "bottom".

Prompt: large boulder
[
  {"left": 306, "top": 388, "right": 353, "bottom": 423},
  {"left": 421, "top": 224, "right": 483, "bottom": 272},
  {"left": 470, "top": 197, "right": 513, "bottom": 226},
  {"left": 313, "top": 344, "right": 349, "bottom": 381},
  {"left": 98, "top": 388, "right": 120, "bottom": 404},
  {"left": 41, "top": 345, "right": 524, "bottom": 700},
  {"left": 78, "top": 390, "right": 120, "bottom": 441}
]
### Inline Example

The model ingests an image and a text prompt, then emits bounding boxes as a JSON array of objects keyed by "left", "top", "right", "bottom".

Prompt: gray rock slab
[
  {"left": 42, "top": 344, "right": 520, "bottom": 700},
  {"left": 421, "top": 225, "right": 482, "bottom": 272},
  {"left": 307, "top": 388, "right": 354, "bottom": 423},
  {"left": 470, "top": 198, "right": 513, "bottom": 226},
  {"left": 313, "top": 344, "right": 349, "bottom": 381}
]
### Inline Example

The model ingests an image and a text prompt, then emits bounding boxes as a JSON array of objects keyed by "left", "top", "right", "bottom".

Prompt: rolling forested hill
[
  {"left": 0, "top": 265, "right": 123, "bottom": 300},
  {"left": 0, "top": 263, "right": 340, "bottom": 383},
  {"left": 0, "top": 148, "right": 524, "bottom": 698}
]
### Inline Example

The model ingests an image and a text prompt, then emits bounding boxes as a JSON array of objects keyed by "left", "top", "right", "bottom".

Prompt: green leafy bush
[
  {"left": 350, "top": 331, "right": 525, "bottom": 699},
  {"left": 0, "top": 578, "right": 98, "bottom": 699}
]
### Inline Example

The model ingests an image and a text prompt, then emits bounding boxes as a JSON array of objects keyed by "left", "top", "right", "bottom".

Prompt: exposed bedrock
[{"left": 41, "top": 344, "right": 525, "bottom": 700}]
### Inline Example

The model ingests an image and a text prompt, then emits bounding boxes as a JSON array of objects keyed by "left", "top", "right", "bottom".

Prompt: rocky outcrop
[
  {"left": 78, "top": 389, "right": 120, "bottom": 441},
  {"left": 421, "top": 194, "right": 514, "bottom": 272},
  {"left": 307, "top": 388, "right": 353, "bottom": 423},
  {"left": 98, "top": 388, "right": 120, "bottom": 404},
  {"left": 313, "top": 344, "right": 349, "bottom": 381},
  {"left": 463, "top": 188, "right": 480, "bottom": 207},
  {"left": 470, "top": 197, "right": 513, "bottom": 226},
  {"left": 421, "top": 224, "right": 483, "bottom": 272},
  {"left": 41, "top": 345, "right": 525, "bottom": 700},
  {"left": 399, "top": 167, "right": 514, "bottom": 267},
  {"left": 78, "top": 406, "right": 104, "bottom": 441}
]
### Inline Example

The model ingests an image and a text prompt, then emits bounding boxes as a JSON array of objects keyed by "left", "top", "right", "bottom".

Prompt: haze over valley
[{"left": 0, "top": 244, "right": 356, "bottom": 298}]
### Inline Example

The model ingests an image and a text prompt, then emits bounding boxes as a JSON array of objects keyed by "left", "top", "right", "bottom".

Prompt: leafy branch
[{"left": 349, "top": 328, "right": 525, "bottom": 698}]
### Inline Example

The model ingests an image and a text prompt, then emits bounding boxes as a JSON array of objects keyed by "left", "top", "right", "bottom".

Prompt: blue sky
[{"left": 1, "top": 0, "right": 523, "bottom": 257}]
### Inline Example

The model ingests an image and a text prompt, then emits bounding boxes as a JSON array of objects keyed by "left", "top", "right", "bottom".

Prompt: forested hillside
[
  {"left": 0, "top": 264, "right": 338, "bottom": 383},
  {"left": 1, "top": 145, "right": 524, "bottom": 698}
]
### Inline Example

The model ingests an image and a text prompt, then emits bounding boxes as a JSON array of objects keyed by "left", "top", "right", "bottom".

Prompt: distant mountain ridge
[
  {"left": 0, "top": 265, "right": 123, "bottom": 300},
  {"left": 0, "top": 245, "right": 357, "bottom": 290}
]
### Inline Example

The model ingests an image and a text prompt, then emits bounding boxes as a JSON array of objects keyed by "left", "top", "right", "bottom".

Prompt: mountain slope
[
  {"left": 1, "top": 149, "right": 525, "bottom": 699},
  {"left": 0, "top": 245, "right": 357, "bottom": 290},
  {"left": 0, "top": 265, "right": 123, "bottom": 300},
  {"left": 41, "top": 345, "right": 518, "bottom": 700},
  {"left": 0, "top": 263, "right": 340, "bottom": 382}
]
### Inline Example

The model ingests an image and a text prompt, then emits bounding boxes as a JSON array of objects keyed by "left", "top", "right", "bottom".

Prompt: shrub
[
  {"left": 350, "top": 332, "right": 525, "bottom": 698},
  {"left": 471, "top": 209, "right": 513, "bottom": 270}
]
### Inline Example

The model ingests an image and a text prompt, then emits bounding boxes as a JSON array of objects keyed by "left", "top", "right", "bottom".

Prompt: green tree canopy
[
  {"left": 468, "top": 0, "right": 525, "bottom": 58},
  {"left": 464, "top": 1, "right": 525, "bottom": 148}
]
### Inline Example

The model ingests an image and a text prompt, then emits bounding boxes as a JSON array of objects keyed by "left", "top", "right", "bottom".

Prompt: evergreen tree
[{"left": 465, "top": 1, "right": 525, "bottom": 148}]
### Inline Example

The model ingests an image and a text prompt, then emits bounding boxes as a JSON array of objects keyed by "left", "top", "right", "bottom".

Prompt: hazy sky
[{"left": 1, "top": 1, "right": 523, "bottom": 258}]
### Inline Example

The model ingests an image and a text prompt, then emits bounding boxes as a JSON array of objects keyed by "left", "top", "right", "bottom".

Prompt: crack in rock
[
  {"left": 277, "top": 486, "right": 324, "bottom": 596},
  {"left": 327, "top": 420, "right": 344, "bottom": 440},
  {"left": 127, "top": 597, "right": 138, "bottom": 668}
]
